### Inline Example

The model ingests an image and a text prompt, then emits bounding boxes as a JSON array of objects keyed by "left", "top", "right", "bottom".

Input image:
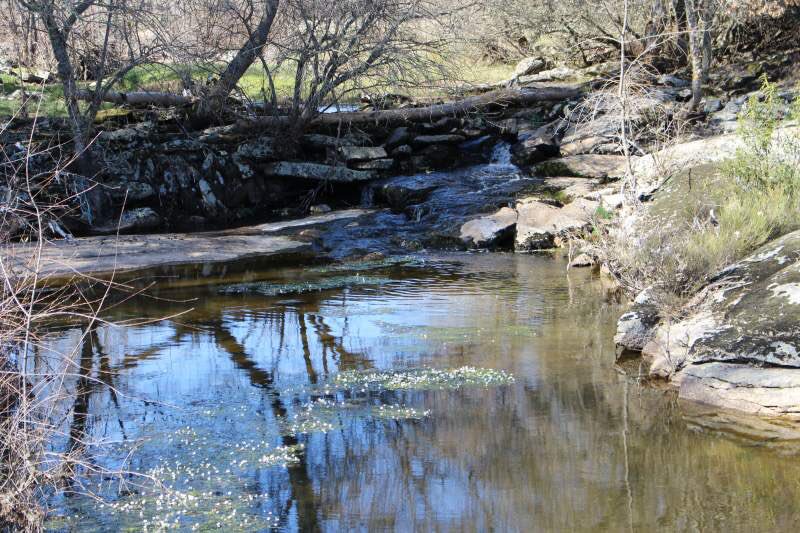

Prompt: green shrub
[{"left": 725, "top": 76, "right": 800, "bottom": 194}]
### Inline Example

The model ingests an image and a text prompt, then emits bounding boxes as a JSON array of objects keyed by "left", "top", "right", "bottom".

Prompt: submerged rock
[
  {"left": 569, "top": 252, "right": 595, "bottom": 268},
  {"left": 614, "top": 289, "right": 660, "bottom": 354},
  {"left": 676, "top": 363, "right": 800, "bottom": 418}
]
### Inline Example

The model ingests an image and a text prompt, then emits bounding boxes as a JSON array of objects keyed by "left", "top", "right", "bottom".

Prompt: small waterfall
[{"left": 489, "top": 142, "right": 514, "bottom": 167}]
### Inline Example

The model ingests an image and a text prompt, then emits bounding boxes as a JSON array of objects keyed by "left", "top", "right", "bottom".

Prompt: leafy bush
[{"left": 725, "top": 76, "right": 800, "bottom": 194}]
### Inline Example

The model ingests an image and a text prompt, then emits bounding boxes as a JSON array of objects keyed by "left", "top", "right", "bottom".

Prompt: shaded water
[{"left": 42, "top": 254, "right": 800, "bottom": 531}]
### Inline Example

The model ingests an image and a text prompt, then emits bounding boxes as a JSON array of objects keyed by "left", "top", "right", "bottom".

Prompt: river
[{"left": 41, "top": 253, "right": 800, "bottom": 531}]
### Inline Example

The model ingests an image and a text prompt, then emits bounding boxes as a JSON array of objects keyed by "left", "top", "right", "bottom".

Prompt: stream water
[{"left": 41, "top": 253, "right": 800, "bottom": 531}]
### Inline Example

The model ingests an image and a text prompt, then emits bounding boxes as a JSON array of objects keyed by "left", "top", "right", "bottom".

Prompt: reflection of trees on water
[
  {"left": 48, "top": 258, "right": 800, "bottom": 531},
  {"left": 60, "top": 292, "right": 377, "bottom": 531},
  {"left": 205, "top": 314, "right": 321, "bottom": 532}
]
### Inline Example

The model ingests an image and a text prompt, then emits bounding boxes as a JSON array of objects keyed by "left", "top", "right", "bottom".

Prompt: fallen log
[
  {"left": 239, "top": 84, "right": 586, "bottom": 131},
  {"left": 76, "top": 83, "right": 584, "bottom": 128},
  {"left": 76, "top": 89, "right": 194, "bottom": 107}
]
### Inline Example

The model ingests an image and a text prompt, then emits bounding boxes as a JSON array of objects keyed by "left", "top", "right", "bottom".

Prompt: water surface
[{"left": 44, "top": 253, "right": 800, "bottom": 531}]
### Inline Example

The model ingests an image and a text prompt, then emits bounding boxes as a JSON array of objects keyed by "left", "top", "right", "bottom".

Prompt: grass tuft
[{"left": 602, "top": 78, "right": 800, "bottom": 314}]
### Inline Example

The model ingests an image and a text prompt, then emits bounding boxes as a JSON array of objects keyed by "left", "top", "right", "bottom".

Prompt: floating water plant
[
  {"left": 308, "top": 255, "right": 426, "bottom": 273},
  {"left": 370, "top": 403, "right": 431, "bottom": 420},
  {"left": 332, "top": 366, "right": 515, "bottom": 391},
  {"left": 219, "top": 275, "right": 391, "bottom": 296},
  {"left": 280, "top": 398, "right": 341, "bottom": 435}
]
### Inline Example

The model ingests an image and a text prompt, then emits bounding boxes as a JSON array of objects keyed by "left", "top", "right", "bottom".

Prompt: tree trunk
[
  {"left": 43, "top": 18, "right": 86, "bottom": 151},
  {"left": 685, "top": 0, "right": 704, "bottom": 111},
  {"left": 196, "top": 0, "right": 280, "bottom": 119},
  {"left": 701, "top": 2, "right": 714, "bottom": 83},
  {"left": 644, "top": 0, "right": 671, "bottom": 62},
  {"left": 42, "top": 15, "right": 107, "bottom": 223},
  {"left": 671, "top": 0, "right": 688, "bottom": 56}
]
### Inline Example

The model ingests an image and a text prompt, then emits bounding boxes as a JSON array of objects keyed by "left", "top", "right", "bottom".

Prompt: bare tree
[
  {"left": 12, "top": 0, "right": 169, "bottom": 221},
  {"left": 265, "top": 0, "right": 450, "bottom": 135},
  {"left": 17, "top": 0, "right": 168, "bottom": 149},
  {"left": 196, "top": 0, "right": 281, "bottom": 118}
]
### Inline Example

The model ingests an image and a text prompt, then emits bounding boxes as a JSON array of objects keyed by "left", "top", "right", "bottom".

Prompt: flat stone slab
[
  {"left": 336, "top": 146, "right": 388, "bottom": 162},
  {"left": 4, "top": 209, "right": 371, "bottom": 281},
  {"left": 534, "top": 154, "right": 627, "bottom": 179},
  {"left": 264, "top": 161, "right": 375, "bottom": 182},
  {"left": 676, "top": 363, "right": 800, "bottom": 418}
]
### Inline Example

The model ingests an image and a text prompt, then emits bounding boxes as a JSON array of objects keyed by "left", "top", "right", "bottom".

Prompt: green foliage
[
  {"left": 727, "top": 76, "right": 800, "bottom": 194},
  {"left": 0, "top": 73, "right": 68, "bottom": 117},
  {"left": 594, "top": 205, "right": 614, "bottom": 220}
]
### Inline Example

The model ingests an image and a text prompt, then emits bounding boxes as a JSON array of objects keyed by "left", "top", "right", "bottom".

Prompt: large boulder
[
  {"left": 376, "top": 175, "right": 439, "bottom": 210},
  {"left": 639, "top": 231, "right": 800, "bottom": 417},
  {"left": 515, "top": 197, "right": 598, "bottom": 251},
  {"left": 511, "top": 122, "right": 560, "bottom": 165},
  {"left": 512, "top": 119, "right": 561, "bottom": 159},
  {"left": 513, "top": 57, "right": 549, "bottom": 79},
  {"left": 460, "top": 207, "right": 518, "bottom": 249},
  {"left": 631, "top": 134, "right": 741, "bottom": 187},
  {"left": 559, "top": 116, "right": 620, "bottom": 156},
  {"left": 544, "top": 177, "right": 603, "bottom": 200}
]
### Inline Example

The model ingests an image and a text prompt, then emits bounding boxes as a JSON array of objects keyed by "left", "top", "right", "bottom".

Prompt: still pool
[{"left": 42, "top": 253, "right": 800, "bottom": 531}]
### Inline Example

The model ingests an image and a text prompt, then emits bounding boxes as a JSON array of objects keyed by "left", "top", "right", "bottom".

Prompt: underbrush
[
  {"left": 603, "top": 78, "right": 800, "bottom": 315},
  {"left": 0, "top": 125, "right": 136, "bottom": 530}
]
